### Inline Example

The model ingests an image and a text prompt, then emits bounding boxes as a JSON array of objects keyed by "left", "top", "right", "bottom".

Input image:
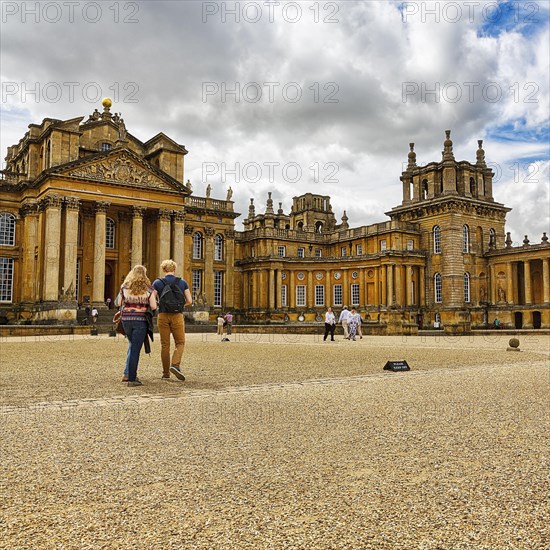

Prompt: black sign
[{"left": 383, "top": 360, "right": 410, "bottom": 372}]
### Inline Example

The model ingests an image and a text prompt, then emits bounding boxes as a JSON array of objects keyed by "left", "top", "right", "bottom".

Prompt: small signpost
[{"left": 383, "top": 360, "right": 411, "bottom": 372}]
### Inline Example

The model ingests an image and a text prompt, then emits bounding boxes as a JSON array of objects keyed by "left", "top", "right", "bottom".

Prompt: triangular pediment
[{"left": 55, "top": 149, "right": 186, "bottom": 193}]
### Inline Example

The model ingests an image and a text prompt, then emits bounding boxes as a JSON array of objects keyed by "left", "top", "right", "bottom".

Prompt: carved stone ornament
[
  {"left": 224, "top": 229, "right": 236, "bottom": 239},
  {"left": 39, "top": 194, "right": 62, "bottom": 210},
  {"left": 131, "top": 206, "right": 146, "bottom": 218},
  {"left": 20, "top": 201, "right": 39, "bottom": 217},
  {"left": 94, "top": 201, "right": 110, "bottom": 213},
  {"left": 157, "top": 208, "right": 172, "bottom": 220},
  {"left": 68, "top": 152, "right": 172, "bottom": 190},
  {"left": 172, "top": 210, "right": 186, "bottom": 222},
  {"left": 205, "top": 227, "right": 215, "bottom": 237},
  {"left": 64, "top": 197, "right": 81, "bottom": 210},
  {"left": 184, "top": 225, "right": 194, "bottom": 235}
]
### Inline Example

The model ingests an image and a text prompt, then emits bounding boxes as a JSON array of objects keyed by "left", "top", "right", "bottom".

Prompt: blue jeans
[{"left": 122, "top": 320, "right": 147, "bottom": 381}]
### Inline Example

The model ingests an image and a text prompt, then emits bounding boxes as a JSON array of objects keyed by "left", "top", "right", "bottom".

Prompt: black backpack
[{"left": 158, "top": 277, "right": 185, "bottom": 313}]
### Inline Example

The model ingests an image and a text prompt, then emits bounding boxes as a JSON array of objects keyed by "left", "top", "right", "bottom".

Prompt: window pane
[
  {"left": 296, "top": 285, "right": 306, "bottom": 307},
  {"left": 214, "top": 271, "right": 223, "bottom": 306},
  {"left": 0, "top": 213, "right": 16, "bottom": 246},
  {"left": 333, "top": 284, "right": 342, "bottom": 306},
  {"left": 0, "top": 258, "right": 14, "bottom": 302},
  {"left": 315, "top": 285, "right": 324, "bottom": 306},
  {"left": 351, "top": 284, "right": 360, "bottom": 305},
  {"left": 281, "top": 285, "right": 287, "bottom": 307}
]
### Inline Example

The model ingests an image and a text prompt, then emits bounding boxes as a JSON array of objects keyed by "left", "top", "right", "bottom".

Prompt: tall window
[
  {"left": 281, "top": 285, "right": 287, "bottom": 307},
  {"left": 315, "top": 248, "right": 322, "bottom": 258},
  {"left": 76, "top": 258, "right": 81, "bottom": 301},
  {"left": 192, "top": 269, "right": 202, "bottom": 299},
  {"left": 463, "top": 272, "right": 471, "bottom": 303},
  {"left": 106, "top": 218, "right": 115, "bottom": 249},
  {"left": 422, "top": 179, "right": 428, "bottom": 199},
  {"left": 0, "top": 258, "right": 14, "bottom": 302},
  {"left": 434, "top": 273, "right": 442, "bottom": 303},
  {"left": 296, "top": 285, "right": 306, "bottom": 307},
  {"left": 193, "top": 232, "right": 203, "bottom": 259},
  {"left": 351, "top": 283, "right": 360, "bottom": 305},
  {"left": 214, "top": 271, "right": 223, "bottom": 307},
  {"left": 278, "top": 245, "right": 286, "bottom": 257},
  {"left": 341, "top": 247, "right": 347, "bottom": 257},
  {"left": 315, "top": 285, "right": 325, "bottom": 306},
  {"left": 333, "top": 284, "right": 343, "bottom": 306},
  {"left": 0, "top": 213, "right": 16, "bottom": 246},
  {"left": 462, "top": 225, "right": 470, "bottom": 253},
  {"left": 407, "top": 239, "right": 414, "bottom": 251},
  {"left": 297, "top": 247, "right": 305, "bottom": 258},
  {"left": 433, "top": 226, "right": 441, "bottom": 254},
  {"left": 356, "top": 244, "right": 363, "bottom": 255},
  {"left": 214, "top": 234, "right": 223, "bottom": 261},
  {"left": 380, "top": 240, "right": 387, "bottom": 251}
]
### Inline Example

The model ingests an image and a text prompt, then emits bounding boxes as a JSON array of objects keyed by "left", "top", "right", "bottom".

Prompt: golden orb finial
[{"left": 102, "top": 97, "right": 113, "bottom": 109}]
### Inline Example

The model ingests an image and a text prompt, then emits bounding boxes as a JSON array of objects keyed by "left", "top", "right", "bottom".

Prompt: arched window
[
  {"left": 489, "top": 228, "right": 496, "bottom": 249},
  {"left": 214, "top": 234, "right": 223, "bottom": 261},
  {"left": 462, "top": 225, "right": 470, "bottom": 253},
  {"left": 297, "top": 221, "right": 304, "bottom": 231},
  {"left": 45, "top": 140, "right": 51, "bottom": 169},
  {"left": 464, "top": 272, "right": 471, "bottom": 303},
  {"left": 433, "top": 225, "right": 441, "bottom": 254},
  {"left": 0, "top": 213, "right": 16, "bottom": 246},
  {"left": 105, "top": 218, "right": 115, "bottom": 249},
  {"left": 0, "top": 257, "right": 14, "bottom": 302},
  {"left": 192, "top": 232, "right": 203, "bottom": 259},
  {"left": 315, "top": 221, "right": 323, "bottom": 233},
  {"left": 434, "top": 273, "right": 442, "bottom": 303},
  {"left": 101, "top": 142, "right": 112, "bottom": 152},
  {"left": 422, "top": 179, "right": 428, "bottom": 200}
]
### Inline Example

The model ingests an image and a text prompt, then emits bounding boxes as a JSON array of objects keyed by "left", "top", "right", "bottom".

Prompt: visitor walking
[
  {"left": 152, "top": 259, "right": 192, "bottom": 381},
  {"left": 116, "top": 265, "right": 157, "bottom": 387},
  {"left": 224, "top": 312, "right": 233, "bottom": 335},
  {"left": 217, "top": 313, "right": 225, "bottom": 339},
  {"left": 338, "top": 306, "right": 350, "bottom": 339},
  {"left": 91, "top": 307, "right": 99, "bottom": 324},
  {"left": 348, "top": 307, "right": 361, "bottom": 341},
  {"left": 323, "top": 307, "right": 336, "bottom": 341}
]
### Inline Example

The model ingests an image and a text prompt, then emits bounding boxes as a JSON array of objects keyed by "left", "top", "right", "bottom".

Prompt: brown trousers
[{"left": 157, "top": 313, "right": 185, "bottom": 376}]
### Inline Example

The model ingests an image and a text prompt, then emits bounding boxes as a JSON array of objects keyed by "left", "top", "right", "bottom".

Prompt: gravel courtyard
[{"left": 1, "top": 333, "right": 549, "bottom": 548}]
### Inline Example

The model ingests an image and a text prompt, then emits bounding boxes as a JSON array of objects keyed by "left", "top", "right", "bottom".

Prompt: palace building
[{"left": 1, "top": 100, "right": 548, "bottom": 332}]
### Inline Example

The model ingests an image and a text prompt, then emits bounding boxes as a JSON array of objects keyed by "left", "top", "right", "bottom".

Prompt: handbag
[{"left": 113, "top": 310, "right": 125, "bottom": 335}]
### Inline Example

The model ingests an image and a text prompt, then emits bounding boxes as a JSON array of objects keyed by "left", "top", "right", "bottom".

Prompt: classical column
[
  {"left": 543, "top": 259, "right": 550, "bottom": 303},
  {"left": 131, "top": 206, "right": 145, "bottom": 268},
  {"left": 524, "top": 260, "right": 532, "bottom": 304},
  {"left": 156, "top": 209, "right": 172, "bottom": 276},
  {"left": 380, "top": 265, "right": 386, "bottom": 306},
  {"left": 386, "top": 264, "right": 394, "bottom": 306},
  {"left": 289, "top": 271, "right": 295, "bottom": 309},
  {"left": 269, "top": 268, "right": 276, "bottom": 310},
  {"left": 63, "top": 197, "right": 80, "bottom": 299},
  {"left": 307, "top": 271, "right": 313, "bottom": 308},
  {"left": 506, "top": 262, "right": 514, "bottom": 305},
  {"left": 172, "top": 210, "right": 185, "bottom": 274},
  {"left": 224, "top": 230, "right": 236, "bottom": 309},
  {"left": 405, "top": 265, "right": 413, "bottom": 306},
  {"left": 41, "top": 195, "right": 63, "bottom": 302},
  {"left": 92, "top": 201, "right": 109, "bottom": 305},
  {"left": 489, "top": 265, "right": 497, "bottom": 304},
  {"left": 203, "top": 227, "right": 214, "bottom": 304},
  {"left": 342, "top": 269, "right": 349, "bottom": 306},
  {"left": 395, "top": 264, "right": 403, "bottom": 305},
  {"left": 19, "top": 201, "right": 39, "bottom": 302},
  {"left": 373, "top": 267, "right": 379, "bottom": 306},
  {"left": 419, "top": 266, "right": 426, "bottom": 306}
]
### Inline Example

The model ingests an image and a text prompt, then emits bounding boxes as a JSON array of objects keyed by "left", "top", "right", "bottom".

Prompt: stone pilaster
[
  {"left": 63, "top": 197, "right": 80, "bottom": 299},
  {"left": 156, "top": 209, "right": 172, "bottom": 276},
  {"left": 204, "top": 227, "right": 214, "bottom": 304},
  {"left": 524, "top": 260, "right": 532, "bottom": 304},
  {"left": 506, "top": 262, "right": 514, "bottom": 305},
  {"left": 19, "top": 201, "right": 39, "bottom": 302},
  {"left": 386, "top": 264, "right": 394, "bottom": 306},
  {"left": 224, "top": 229, "right": 236, "bottom": 309},
  {"left": 172, "top": 210, "right": 185, "bottom": 275},
  {"left": 131, "top": 206, "right": 145, "bottom": 268},
  {"left": 92, "top": 201, "right": 109, "bottom": 305},
  {"left": 543, "top": 259, "right": 550, "bottom": 304},
  {"left": 40, "top": 195, "right": 62, "bottom": 301}
]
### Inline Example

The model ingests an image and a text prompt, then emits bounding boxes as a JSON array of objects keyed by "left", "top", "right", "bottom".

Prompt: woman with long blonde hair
[{"left": 115, "top": 265, "right": 157, "bottom": 386}]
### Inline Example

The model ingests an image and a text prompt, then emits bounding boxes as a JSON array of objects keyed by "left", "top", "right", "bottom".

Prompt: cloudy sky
[{"left": 1, "top": 0, "right": 548, "bottom": 239}]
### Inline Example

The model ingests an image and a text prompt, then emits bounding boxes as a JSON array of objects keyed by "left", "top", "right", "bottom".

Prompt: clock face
[
  {"left": 351, "top": 271, "right": 358, "bottom": 279},
  {"left": 281, "top": 272, "right": 287, "bottom": 280},
  {"left": 315, "top": 272, "right": 323, "bottom": 280},
  {"left": 334, "top": 272, "right": 341, "bottom": 280},
  {"left": 297, "top": 272, "right": 305, "bottom": 281}
]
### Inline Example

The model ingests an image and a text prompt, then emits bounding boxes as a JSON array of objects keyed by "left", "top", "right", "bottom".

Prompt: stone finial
[
  {"left": 266, "top": 192, "right": 274, "bottom": 214},
  {"left": 505, "top": 232, "right": 513, "bottom": 248},
  {"left": 100, "top": 98, "right": 112, "bottom": 120},
  {"left": 442, "top": 130, "right": 454, "bottom": 161},
  {"left": 248, "top": 198, "right": 255, "bottom": 219},
  {"left": 278, "top": 202, "right": 284, "bottom": 215},
  {"left": 341, "top": 210, "right": 349, "bottom": 229},
  {"left": 542, "top": 232, "right": 549, "bottom": 243},
  {"left": 407, "top": 142, "right": 417, "bottom": 169},
  {"left": 523, "top": 235, "right": 530, "bottom": 246},
  {"left": 476, "top": 139, "right": 486, "bottom": 166}
]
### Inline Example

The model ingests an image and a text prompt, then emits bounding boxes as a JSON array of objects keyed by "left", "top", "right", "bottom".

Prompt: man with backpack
[{"left": 152, "top": 259, "right": 192, "bottom": 381}]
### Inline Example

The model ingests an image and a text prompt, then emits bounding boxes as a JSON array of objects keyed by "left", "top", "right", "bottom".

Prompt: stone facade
[{"left": 1, "top": 103, "right": 548, "bottom": 331}]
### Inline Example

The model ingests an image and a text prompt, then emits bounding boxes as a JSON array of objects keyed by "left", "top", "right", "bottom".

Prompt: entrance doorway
[
  {"left": 104, "top": 262, "right": 114, "bottom": 306},
  {"left": 514, "top": 312, "right": 523, "bottom": 329},
  {"left": 533, "top": 311, "right": 541, "bottom": 329}
]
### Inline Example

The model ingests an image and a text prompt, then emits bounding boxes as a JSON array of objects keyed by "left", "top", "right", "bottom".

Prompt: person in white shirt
[
  {"left": 348, "top": 307, "right": 362, "bottom": 341},
  {"left": 323, "top": 307, "right": 336, "bottom": 341},
  {"left": 338, "top": 306, "right": 350, "bottom": 339},
  {"left": 217, "top": 314, "right": 225, "bottom": 339}
]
